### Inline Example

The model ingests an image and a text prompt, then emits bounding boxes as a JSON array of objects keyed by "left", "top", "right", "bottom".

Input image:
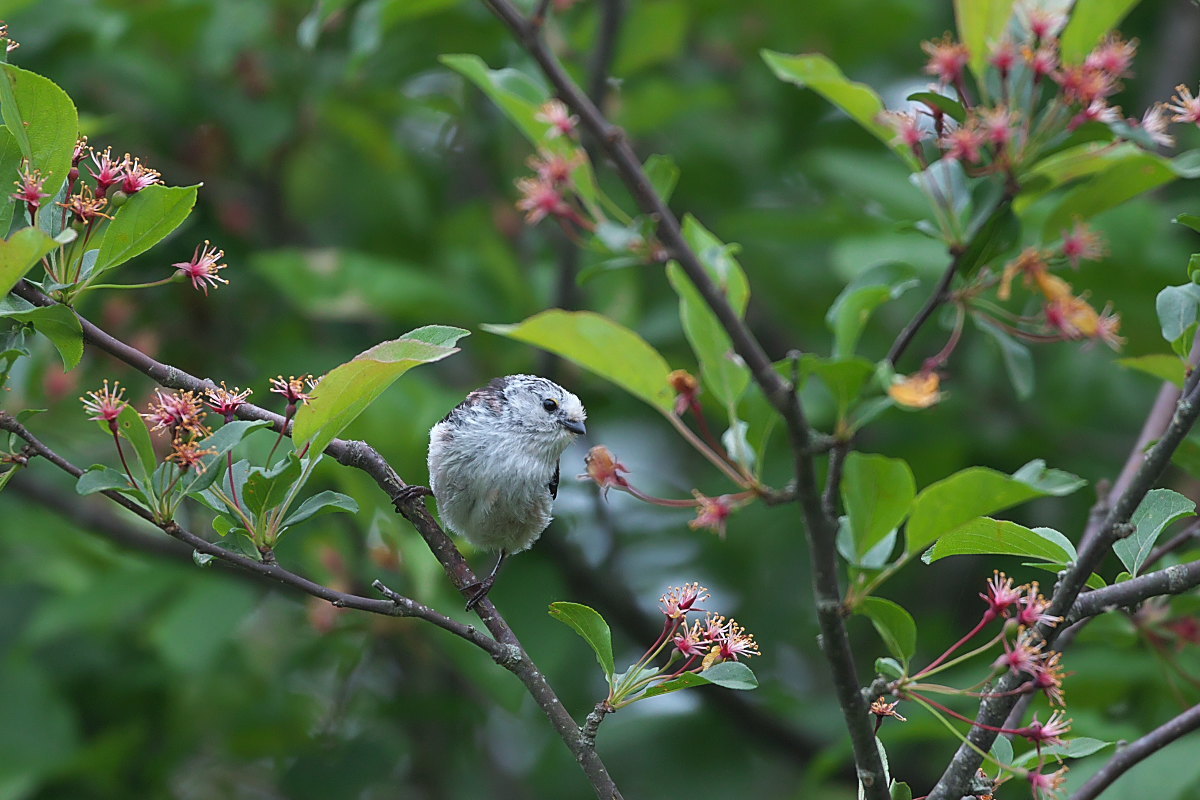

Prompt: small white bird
[{"left": 427, "top": 374, "right": 587, "bottom": 609}]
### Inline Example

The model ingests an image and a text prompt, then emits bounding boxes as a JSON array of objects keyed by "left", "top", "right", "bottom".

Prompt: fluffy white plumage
[{"left": 428, "top": 374, "right": 586, "bottom": 555}]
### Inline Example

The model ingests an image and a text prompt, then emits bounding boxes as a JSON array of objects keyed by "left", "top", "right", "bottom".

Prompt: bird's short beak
[{"left": 562, "top": 418, "right": 586, "bottom": 436}]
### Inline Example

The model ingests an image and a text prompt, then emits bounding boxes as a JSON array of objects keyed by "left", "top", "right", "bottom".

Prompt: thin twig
[
  {"left": 1069, "top": 703, "right": 1200, "bottom": 800},
  {"left": 1065, "top": 560, "right": 1200, "bottom": 624},
  {"left": 887, "top": 248, "right": 965, "bottom": 367}
]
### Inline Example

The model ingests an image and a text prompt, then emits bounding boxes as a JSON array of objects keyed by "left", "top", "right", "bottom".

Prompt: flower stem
[{"left": 914, "top": 611, "right": 994, "bottom": 677}]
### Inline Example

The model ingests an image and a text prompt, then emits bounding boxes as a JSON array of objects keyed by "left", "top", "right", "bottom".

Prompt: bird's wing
[{"left": 549, "top": 462, "right": 560, "bottom": 499}]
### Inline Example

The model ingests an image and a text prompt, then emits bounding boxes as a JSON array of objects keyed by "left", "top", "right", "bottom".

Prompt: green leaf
[
  {"left": 1013, "top": 737, "right": 1115, "bottom": 766},
  {"left": 875, "top": 657, "right": 904, "bottom": 679},
  {"left": 826, "top": 263, "right": 919, "bottom": 358},
  {"left": 1176, "top": 213, "right": 1200, "bottom": 235},
  {"left": 858, "top": 596, "right": 916, "bottom": 665},
  {"left": 642, "top": 661, "right": 758, "bottom": 698},
  {"left": 1010, "top": 459, "right": 1087, "bottom": 496},
  {"left": 906, "top": 91, "right": 966, "bottom": 124},
  {"left": 990, "top": 735, "right": 1014, "bottom": 769},
  {"left": 644, "top": 154, "right": 680, "bottom": 203},
  {"left": 890, "top": 782, "right": 913, "bottom": 800},
  {"left": 953, "top": 0, "right": 1016, "bottom": 82},
  {"left": 1025, "top": 561, "right": 1107, "bottom": 590},
  {"left": 666, "top": 263, "right": 749, "bottom": 410},
  {"left": 922, "top": 518, "right": 1077, "bottom": 564},
  {"left": 800, "top": 355, "right": 875, "bottom": 418},
  {"left": 841, "top": 452, "right": 915, "bottom": 560},
  {"left": 75, "top": 464, "right": 138, "bottom": 496},
  {"left": 182, "top": 420, "right": 272, "bottom": 494},
  {"left": 1041, "top": 151, "right": 1188, "bottom": 238},
  {"left": 0, "top": 227, "right": 58, "bottom": 297},
  {"left": 1156, "top": 284, "right": 1200, "bottom": 344},
  {"left": 0, "top": 64, "right": 78, "bottom": 194},
  {"left": 114, "top": 403, "right": 156, "bottom": 482},
  {"left": 906, "top": 466, "right": 1059, "bottom": 552},
  {"left": 1113, "top": 488, "right": 1196, "bottom": 576},
  {"left": 761, "top": 51, "right": 918, "bottom": 170},
  {"left": 1061, "top": 0, "right": 1139, "bottom": 63},
  {"left": 243, "top": 455, "right": 303, "bottom": 517},
  {"left": 484, "top": 310, "right": 675, "bottom": 412},
  {"left": 292, "top": 326, "right": 467, "bottom": 455},
  {"left": 0, "top": 126, "right": 23, "bottom": 235},
  {"left": 0, "top": 300, "right": 82, "bottom": 369},
  {"left": 548, "top": 601, "right": 615, "bottom": 679},
  {"left": 280, "top": 490, "right": 359, "bottom": 528},
  {"left": 92, "top": 184, "right": 200, "bottom": 277},
  {"left": 1117, "top": 354, "right": 1187, "bottom": 387},
  {"left": 976, "top": 316, "right": 1034, "bottom": 400}
]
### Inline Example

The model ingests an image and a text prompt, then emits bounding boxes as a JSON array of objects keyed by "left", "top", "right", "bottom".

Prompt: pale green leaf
[
  {"left": 93, "top": 184, "right": 200, "bottom": 276},
  {"left": 1114, "top": 488, "right": 1195, "bottom": 576},
  {"left": 0, "top": 227, "right": 60, "bottom": 296},
  {"left": 548, "top": 601, "right": 615, "bottom": 679}
]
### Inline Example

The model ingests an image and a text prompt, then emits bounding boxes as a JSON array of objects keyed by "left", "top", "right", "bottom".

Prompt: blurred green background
[{"left": 4, "top": 0, "right": 1200, "bottom": 797}]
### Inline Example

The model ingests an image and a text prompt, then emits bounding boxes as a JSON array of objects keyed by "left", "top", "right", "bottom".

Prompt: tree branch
[
  {"left": 887, "top": 247, "right": 965, "bottom": 367},
  {"left": 4, "top": 283, "right": 626, "bottom": 800},
  {"left": 1065, "top": 560, "right": 1200, "bottom": 624},
  {"left": 1069, "top": 703, "right": 1200, "bottom": 800},
  {"left": 926, "top": 372, "right": 1200, "bottom": 800},
  {"left": 472, "top": 4, "right": 887, "bottom": 793}
]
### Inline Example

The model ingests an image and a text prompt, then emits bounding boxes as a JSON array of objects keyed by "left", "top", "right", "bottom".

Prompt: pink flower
[
  {"left": 515, "top": 176, "right": 573, "bottom": 225},
  {"left": 527, "top": 149, "right": 583, "bottom": 185},
  {"left": 535, "top": 99, "right": 579, "bottom": 139},
  {"left": 1024, "top": 42, "right": 1059, "bottom": 80},
  {"left": 88, "top": 147, "right": 125, "bottom": 198},
  {"left": 940, "top": 124, "right": 986, "bottom": 163},
  {"left": 880, "top": 110, "right": 925, "bottom": 151},
  {"left": 988, "top": 38, "right": 1018, "bottom": 75},
  {"left": 993, "top": 634, "right": 1044, "bottom": 675},
  {"left": 659, "top": 582, "right": 709, "bottom": 619},
  {"left": 689, "top": 492, "right": 734, "bottom": 537},
  {"left": 673, "top": 620, "right": 708, "bottom": 657},
  {"left": 81, "top": 380, "right": 129, "bottom": 428},
  {"left": 579, "top": 445, "right": 632, "bottom": 498},
  {"left": 12, "top": 162, "right": 49, "bottom": 210},
  {"left": 270, "top": 375, "right": 314, "bottom": 406},
  {"left": 977, "top": 106, "right": 1018, "bottom": 147},
  {"left": 174, "top": 240, "right": 229, "bottom": 294},
  {"left": 1059, "top": 221, "right": 1105, "bottom": 269},
  {"left": 143, "top": 389, "right": 208, "bottom": 437},
  {"left": 1016, "top": 583, "right": 1061, "bottom": 628},
  {"left": 205, "top": 382, "right": 252, "bottom": 422},
  {"left": 119, "top": 155, "right": 160, "bottom": 194},
  {"left": 981, "top": 571, "right": 1022, "bottom": 618},
  {"left": 1167, "top": 84, "right": 1200, "bottom": 125},
  {"left": 1028, "top": 766, "right": 1068, "bottom": 799},
  {"left": 1018, "top": 710, "right": 1071, "bottom": 747},
  {"left": 1135, "top": 104, "right": 1175, "bottom": 148},
  {"left": 921, "top": 34, "right": 969, "bottom": 86},
  {"left": 715, "top": 618, "right": 761, "bottom": 661},
  {"left": 1085, "top": 34, "right": 1137, "bottom": 78},
  {"left": 1018, "top": 4, "right": 1066, "bottom": 41}
]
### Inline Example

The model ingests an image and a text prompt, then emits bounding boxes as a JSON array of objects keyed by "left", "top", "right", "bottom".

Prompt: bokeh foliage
[{"left": 4, "top": 0, "right": 1200, "bottom": 797}]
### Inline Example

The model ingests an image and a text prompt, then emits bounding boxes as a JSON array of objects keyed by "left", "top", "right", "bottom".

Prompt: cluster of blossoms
[
  {"left": 514, "top": 100, "right": 594, "bottom": 234},
  {"left": 876, "top": 573, "right": 1072, "bottom": 798},
  {"left": 605, "top": 583, "right": 760, "bottom": 710}
]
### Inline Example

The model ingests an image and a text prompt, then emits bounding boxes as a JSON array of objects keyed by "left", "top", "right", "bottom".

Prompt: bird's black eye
[{"left": 542, "top": 398, "right": 558, "bottom": 413}]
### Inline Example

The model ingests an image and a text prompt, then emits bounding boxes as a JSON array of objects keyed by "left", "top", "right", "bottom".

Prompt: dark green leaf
[
  {"left": 858, "top": 596, "right": 916, "bottom": 665},
  {"left": 906, "top": 91, "right": 966, "bottom": 123},
  {"left": 1113, "top": 488, "right": 1195, "bottom": 576},
  {"left": 1176, "top": 213, "right": 1200, "bottom": 235},
  {"left": 922, "top": 518, "right": 1077, "bottom": 564},
  {"left": 76, "top": 465, "right": 138, "bottom": 496},
  {"left": 280, "top": 490, "right": 359, "bottom": 528},
  {"left": 548, "top": 601, "right": 615, "bottom": 679},
  {"left": 92, "top": 184, "right": 200, "bottom": 276},
  {"left": 112, "top": 403, "right": 156, "bottom": 482},
  {"left": 761, "top": 50, "right": 918, "bottom": 169},
  {"left": 1117, "top": 354, "right": 1187, "bottom": 387},
  {"left": 292, "top": 327, "right": 467, "bottom": 456},
  {"left": 484, "top": 310, "right": 675, "bottom": 412},
  {"left": 243, "top": 455, "right": 303, "bottom": 517},
  {"left": 890, "top": 782, "right": 913, "bottom": 800},
  {"left": 0, "top": 64, "right": 78, "bottom": 195},
  {"left": 841, "top": 452, "right": 915, "bottom": 560},
  {"left": 0, "top": 300, "right": 81, "bottom": 369},
  {"left": 906, "top": 466, "right": 1056, "bottom": 552}
]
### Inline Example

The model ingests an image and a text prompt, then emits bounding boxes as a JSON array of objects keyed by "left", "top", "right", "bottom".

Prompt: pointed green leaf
[
  {"left": 75, "top": 464, "right": 138, "bottom": 496},
  {"left": 549, "top": 601, "right": 615, "bottom": 679},
  {"left": 243, "top": 454, "right": 303, "bottom": 517},
  {"left": 841, "top": 452, "right": 915, "bottom": 559},
  {"left": 642, "top": 661, "right": 758, "bottom": 698},
  {"left": 1114, "top": 488, "right": 1196, "bottom": 576},
  {"left": 0, "top": 126, "right": 23, "bottom": 234},
  {"left": 666, "top": 262, "right": 749, "bottom": 410},
  {"left": 0, "top": 227, "right": 58, "bottom": 296},
  {"left": 922, "top": 518, "right": 1077, "bottom": 564},
  {"left": 292, "top": 326, "right": 467, "bottom": 455},
  {"left": 114, "top": 403, "right": 156, "bottom": 482},
  {"left": 1061, "top": 0, "right": 1139, "bottom": 63},
  {"left": 92, "top": 184, "right": 200, "bottom": 276},
  {"left": 1156, "top": 284, "right": 1200, "bottom": 344},
  {"left": 484, "top": 310, "right": 675, "bottom": 412},
  {"left": 1010, "top": 459, "right": 1086, "bottom": 496},
  {"left": 1117, "top": 354, "right": 1187, "bottom": 388},
  {"left": 0, "top": 64, "right": 78, "bottom": 194},
  {"left": 0, "top": 299, "right": 82, "bottom": 369},
  {"left": 827, "top": 264, "right": 918, "bottom": 358},
  {"left": 281, "top": 490, "right": 359, "bottom": 528},
  {"left": 761, "top": 51, "right": 917, "bottom": 170},
  {"left": 858, "top": 596, "right": 916, "bottom": 665},
  {"left": 953, "top": 0, "right": 1016, "bottom": 82},
  {"left": 906, "top": 466, "right": 1060, "bottom": 552}
]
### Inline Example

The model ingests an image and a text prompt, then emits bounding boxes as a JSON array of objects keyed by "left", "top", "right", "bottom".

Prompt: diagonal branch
[
  {"left": 471, "top": 3, "right": 887, "bottom": 795},
  {"left": 926, "top": 371, "right": 1200, "bottom": 800},
  {"left": 1065, "top": 559, "right": 1200, "bottom": 624},
  {"left": 1069, "top": 703, "right": 1200, "bottom": 800},
  {"left": 7, "top": 281, "right": 625, "bottom": 800}
]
